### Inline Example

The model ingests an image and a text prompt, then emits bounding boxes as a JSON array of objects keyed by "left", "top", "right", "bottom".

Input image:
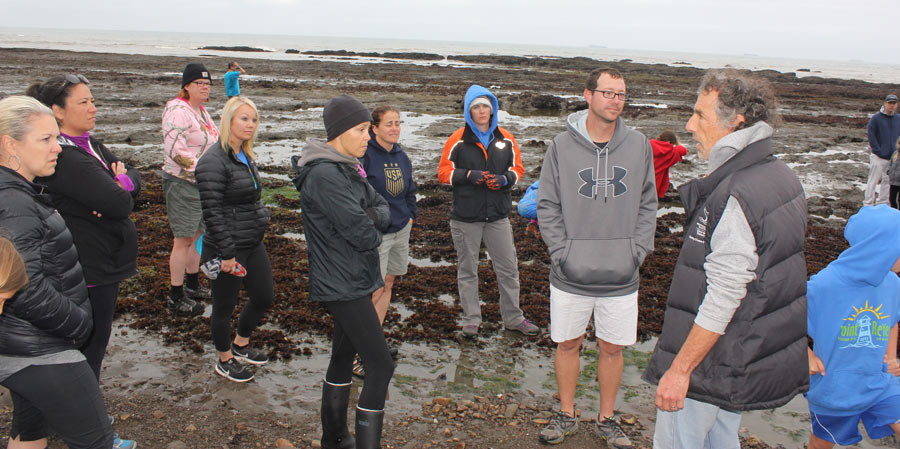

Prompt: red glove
[{"left": 484, "top": 173, "right": 508, "bottom": 190}]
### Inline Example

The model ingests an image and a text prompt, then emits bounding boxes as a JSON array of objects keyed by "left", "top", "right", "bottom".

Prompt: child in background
[
  {"left": 806, "top": 205, "right": 900, "bottom": 448},
  {"left": 649, "top": 130, "right": 687, "bottom": 199}
]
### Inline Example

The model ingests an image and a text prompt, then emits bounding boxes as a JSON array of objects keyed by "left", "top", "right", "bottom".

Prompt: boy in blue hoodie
[{"left": 807, "top": 204, "right": 900, "bottom": 448}]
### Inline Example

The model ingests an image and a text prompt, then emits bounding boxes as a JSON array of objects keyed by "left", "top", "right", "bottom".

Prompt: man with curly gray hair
[{"left": 643, "top": 69, "right": 809, "bottom": 448}]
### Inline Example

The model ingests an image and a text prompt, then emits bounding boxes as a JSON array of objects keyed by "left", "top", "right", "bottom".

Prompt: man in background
[
  {"left": 864, "top": 94, "right": 900, "bottom": 206},
  {"left": 224, "top": 61, "right": 246, "bottom": 99}
]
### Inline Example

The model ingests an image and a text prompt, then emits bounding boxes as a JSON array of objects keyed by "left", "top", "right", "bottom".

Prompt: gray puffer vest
[{"left": 642, "top": 138, "right": 809, "bottom": 411}]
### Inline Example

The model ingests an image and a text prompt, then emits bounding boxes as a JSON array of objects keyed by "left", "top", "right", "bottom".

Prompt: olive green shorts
[{"left": 163, "top": 177, "right": 204, "bottom": 238}]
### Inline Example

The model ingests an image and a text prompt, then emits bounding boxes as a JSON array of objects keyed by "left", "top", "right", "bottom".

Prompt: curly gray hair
[{"left": 698, "top": 69, "right": 776, "bottom": 130}]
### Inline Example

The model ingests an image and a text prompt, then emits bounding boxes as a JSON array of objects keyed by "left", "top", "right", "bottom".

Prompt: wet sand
[{"left": 0, "top": 47, "right": 899, "bottom": 448}]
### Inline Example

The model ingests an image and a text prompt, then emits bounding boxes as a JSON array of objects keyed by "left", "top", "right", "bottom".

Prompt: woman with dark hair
[
  {"left": 355, "top": 105, "right": 416, "bottom": 377},
  {"left": 292, "top": 94, "right": 393, "bottom": 449},
  {"left": 195, "top": 96, "right": 273, "bottom": 383},
  {"left": 0, "top": 95, "right": 133, "bottom": 449},
  {"left": 161, "top": 62, "right": 219, "bottom": 316},
  {"left": 26, "top": 74, "right": 142, "bottom": 384}
]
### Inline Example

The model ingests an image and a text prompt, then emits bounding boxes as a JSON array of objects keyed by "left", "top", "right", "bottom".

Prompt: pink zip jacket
[{"left": 162, "top": 97, "right": 219, "bottom": 182}]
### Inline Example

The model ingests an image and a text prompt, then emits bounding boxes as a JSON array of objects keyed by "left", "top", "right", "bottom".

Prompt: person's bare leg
[
  {"left": 8, "top": 436, "right": 48, "bottom": 449},
  {"left": 807, "top": 432, "right": 836, "bottom": 449},
  {"left": 373, "top": 275, "right": 396, "bottom": 325},
  {"left": 596, "top": 339, "right": 624, "bottom": 419},
  {"left": 169, "top": 230, "right": 202, "bottom": 286},
  {"left": 185, "top": 229, "right": 203, "bottom": 275},
  {"left": 555, "top": 335, "right": 584, "bottom": 416}
]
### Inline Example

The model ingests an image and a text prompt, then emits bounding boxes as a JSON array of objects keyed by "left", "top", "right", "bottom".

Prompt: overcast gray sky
[{"left": 4, "top": 0, "right": 899, "bottom": 64}]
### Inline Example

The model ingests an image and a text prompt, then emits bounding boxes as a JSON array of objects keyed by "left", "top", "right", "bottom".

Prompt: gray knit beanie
[{"left": 323, "top": 95, "right": 372, "bottom": 141}]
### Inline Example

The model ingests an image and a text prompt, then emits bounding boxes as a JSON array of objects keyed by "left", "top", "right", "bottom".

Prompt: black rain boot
[
  {"left": 355, "top": 407, "right": 384, "bottom": 449},
  {"left": 320, "top": 381, "right": 355, "bottom": 449}
]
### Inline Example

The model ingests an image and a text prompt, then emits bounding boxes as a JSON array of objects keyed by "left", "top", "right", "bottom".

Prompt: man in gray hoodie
[
  {"left": 642, "top": 70, "right": 807, "bottom": 448},
  {"left": 536, "top": 67, "right": 657, "bottom": 448}
]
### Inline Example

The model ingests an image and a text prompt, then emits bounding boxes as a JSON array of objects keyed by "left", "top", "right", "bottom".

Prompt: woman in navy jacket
[{"left": 356, "top": 105, "right": 416, "bottom": 376}]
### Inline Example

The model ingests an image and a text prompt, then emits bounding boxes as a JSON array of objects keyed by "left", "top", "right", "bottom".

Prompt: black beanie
[
  {"left": 323, "top": 95, "right": 372, "bottom": 141},
  {"left": 182, "top": 62, "right": 211, "bottom": 88}
]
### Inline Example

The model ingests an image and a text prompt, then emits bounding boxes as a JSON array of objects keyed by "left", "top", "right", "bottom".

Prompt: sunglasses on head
[{"left": 44, "top": 74, "right": 90, "bottom": 105}]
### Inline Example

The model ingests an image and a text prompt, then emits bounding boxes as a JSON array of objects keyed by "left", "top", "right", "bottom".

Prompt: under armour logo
[{"left": 578, "top": 166, "right": 627, "bottom": 198}]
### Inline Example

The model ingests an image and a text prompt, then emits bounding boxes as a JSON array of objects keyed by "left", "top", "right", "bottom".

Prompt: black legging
[
  {"left": 324, "top": 296, "right": 394, "bottom": 410},
  {"left": 2, "top": 361, "right": 112, "bottom": 448},
  {"left": 891, "top": 185, "right": 900, "bottom": 209},
  {"left": 81, "top": 283, "right": 120, "bottom": 380},
  {"left": 209, "top": 242, "right": 275, "bottom": 352}
]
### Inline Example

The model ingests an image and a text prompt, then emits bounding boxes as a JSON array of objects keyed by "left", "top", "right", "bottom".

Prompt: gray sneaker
[
  {"left": 462, "top": 324, "right": 479, "bottom": 338},
  {"left": 167, "top": 295, "right": 204, "bottom": 316},
  {"left": 184, "top": 284, "right": 211, "bottom": 300},
  {"left": 595, "top": 415, "right": 633, "bottom": 448},
  {"left": 539, "top": 409, "right": 578, "bottom": 444},
  {"left": 507, "top": 319, "right": 540, "bottom": 336}
]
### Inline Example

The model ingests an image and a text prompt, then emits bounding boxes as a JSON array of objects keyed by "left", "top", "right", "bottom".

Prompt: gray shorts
[
  {"left": 378, "top": 221, "right": 412, "bottom": 279},
  {"left": 163, "top": 177, "right": 204, "bottom": 238}
]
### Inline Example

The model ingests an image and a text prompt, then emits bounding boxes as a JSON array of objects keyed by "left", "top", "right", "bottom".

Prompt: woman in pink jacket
[{"left": 161, "top": 62, "right": 219, "bottom": 316}]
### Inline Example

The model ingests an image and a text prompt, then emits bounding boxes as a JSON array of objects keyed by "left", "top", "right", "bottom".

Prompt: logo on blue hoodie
[
  {"left": 384, "top": 163, "right": 404, "bottom": 197},
  {"left": 838, "top": 300, "right": 892, "bottom": 349}
]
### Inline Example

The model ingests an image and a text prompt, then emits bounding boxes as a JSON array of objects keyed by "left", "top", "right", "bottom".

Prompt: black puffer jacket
[
  {"left": 196, "top": 141, "right": 270, "bottom": 259},
  {"left": 0, "top": 166, "right": 92, "bottom": 356},
  {"left": 292, "top": 139, "right": 390, "bottom": 302},
  {"left": 37, "top": 137, "right": 141, "bottom": 286}
]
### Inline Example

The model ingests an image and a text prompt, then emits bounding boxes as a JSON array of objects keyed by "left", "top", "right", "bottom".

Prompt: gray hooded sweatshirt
[{"left": 537, "top": 110, "right": 657, "bottom": 297}]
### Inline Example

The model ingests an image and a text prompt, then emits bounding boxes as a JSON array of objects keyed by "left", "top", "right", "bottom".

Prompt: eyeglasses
[
  {"left": 590, "top": 89, "right": 628, "bottom": 101},
  {"left": 192, "top": 80, "right": 211, "bottom": 87},
  {"left": 44, "top": 74, "right": 89, "bottom": 105}
]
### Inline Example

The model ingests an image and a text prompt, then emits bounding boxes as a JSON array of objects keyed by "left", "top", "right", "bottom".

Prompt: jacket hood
[
  {"left": 463, "top": 85, "right": 499, "bottom": 149},
  {"left": 367, "top": 130, "right": 401, "bottom": 154},
  {"left": 297, "top": 138, "right": 359, "bottom": 167},
  {"left": 830, "top": 204, "right": 900, "bottom": 287},
  {"left": 565, "top": 109, "right": 631, "bottom": 152},
  {"left": 292, "top": 138, "right": 359, "bottom": 188},
  {"left": 707, "top": 121, "right": 774, "bottom": 174}
]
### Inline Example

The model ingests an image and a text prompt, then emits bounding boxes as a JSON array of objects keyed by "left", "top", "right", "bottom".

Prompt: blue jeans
[{"left": 653, "top": 398, "right": 742, "bottom": 449}]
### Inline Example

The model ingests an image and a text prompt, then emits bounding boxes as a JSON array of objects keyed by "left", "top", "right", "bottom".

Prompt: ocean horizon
[{"left": 1, "top": 26, "right": 898, "bottom": 85}]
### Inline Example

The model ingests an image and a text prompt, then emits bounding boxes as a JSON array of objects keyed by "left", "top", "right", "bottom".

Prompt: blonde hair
[
  {"left": 0, "top": 236, "right": 28, "bottom": 296},
  {"left": 0, "top": 96, "right": 53, "bottom": 142},
  {"left": 219, "top": 96, "right": 260, "bottom": 159}
]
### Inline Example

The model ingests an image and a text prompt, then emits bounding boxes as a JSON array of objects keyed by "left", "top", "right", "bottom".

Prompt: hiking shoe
[
  {"left": 184, "top": 284, "right": 211, "bottom": 300},
  {"left": 462, "top": 324, "right": 479, "bottom": 338},
  {"left": 167, "top": 295, "right": 204, "bottom": 316},
  {"left": 539, "top": 409, "right": 578, "bottom": 444},
  {"left": 352, "top": 354, "right": 365, "bottom": 378},
  {"left": 507, "top": 319, "right": 540, "bottom": 336},
  {"left": 595, "top": 415, "right": 633, "bottom": 448},
  {"left": 231, "top": 343, "right": 268, "bottom": 365},
  {"left": 215, "top": 357, "right": 255, "bottom": 383},
  {"left": 113, "top": 434, "right": 137, "bottom": 449}
]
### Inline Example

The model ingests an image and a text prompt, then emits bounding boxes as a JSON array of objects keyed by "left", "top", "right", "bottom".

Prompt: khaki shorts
[
  {"left": 378, "top": 221, "right": 412, "bottom": 279},
  {"left": 163, "top": 177, "right": 204, "bottom": 238}
]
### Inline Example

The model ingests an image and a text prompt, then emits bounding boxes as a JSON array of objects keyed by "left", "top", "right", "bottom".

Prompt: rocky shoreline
[{"left": 0, "top": 47, "right": 898, "bottom": 448}]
